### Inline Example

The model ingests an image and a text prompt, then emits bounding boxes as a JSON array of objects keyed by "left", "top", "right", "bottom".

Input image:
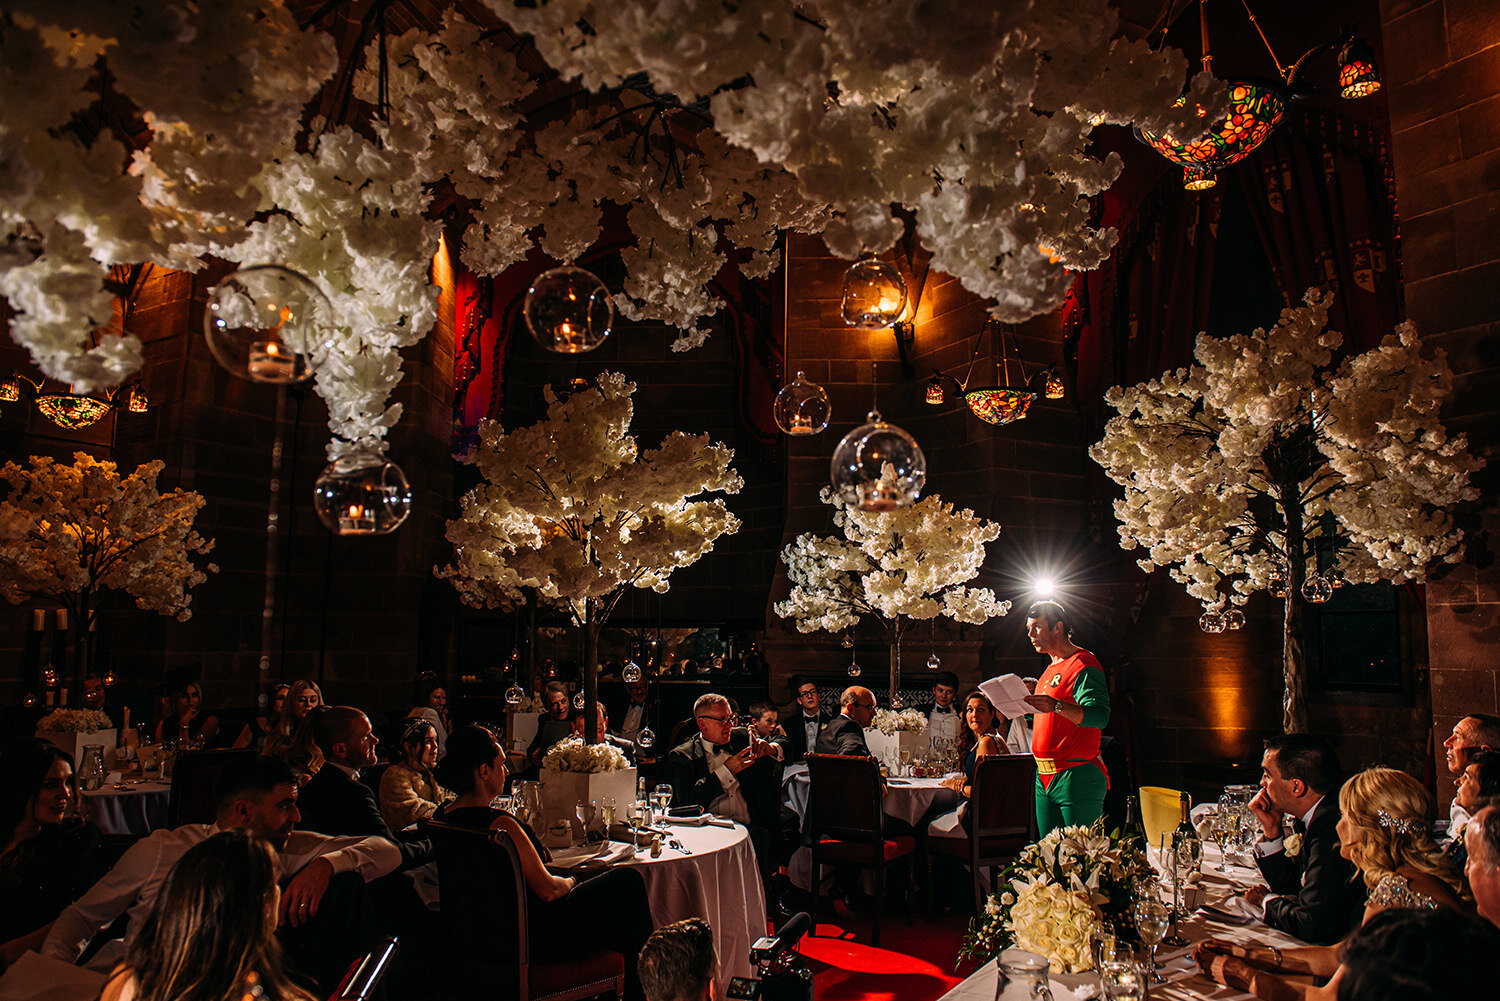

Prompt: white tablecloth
[
  {"left": 80, "top": 781, "right": 170, "bottom": 836},
  {"left": 614, "top": 821, "right": 767, "bottom": 987},
  {"left": 936, "top": 845, "right": 1301, "bottom": 1001},
  {"left": 782, "top": 763, "right": 960, "bottom": 826}
]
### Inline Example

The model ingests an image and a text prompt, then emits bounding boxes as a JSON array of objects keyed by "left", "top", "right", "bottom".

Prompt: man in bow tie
[
  {"left": 927, "top": 671, "right": 961, "bottom": 742},
  {"left": 667, "top": 693, "right": 787, "bottom": 885},
  {"left": 1245, "top": 734, "right": 1363, "bottom": 944},
  {"left": 781, "top": 677, "right": 831, "bottom": 763}
]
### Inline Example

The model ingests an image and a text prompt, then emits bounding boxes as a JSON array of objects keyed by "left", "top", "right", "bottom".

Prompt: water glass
[
  {"left": 1089, "top": 921, "right": 1116, "bottom": 973},
  {"left": 652, "top": 783, "right": 674, "bottom": 820},
  {"left": 1133, "top": 898, "right": 1169, "bottom": 984},
  {"left": 1098, "top": 956, "right": 1145, "bottom": 1001}
]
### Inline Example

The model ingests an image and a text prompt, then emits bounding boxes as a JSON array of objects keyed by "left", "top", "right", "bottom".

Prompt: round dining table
[
  {"left": 781, "top": 761, "right": 962, "bottom": 827},
  {"left": 79, "top": 780, "right": 170, "bottom": 837},
  {"left": 553, "top": 819, "right": 767, "bottom": 987}
]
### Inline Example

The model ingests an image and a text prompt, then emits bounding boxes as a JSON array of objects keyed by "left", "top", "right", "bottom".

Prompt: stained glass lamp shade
[
  {"left": 1337, "top": 36, "right": 1381, "bottom": 98},
  {"left": 963, "top": 387, "right": 1036, "bottom": 426},
  {"left": 35, "top": 393, "right": 112, "bottom": 429},
  {"left": 1136, "top": 80, "right": 1288, "bottom": 190}
]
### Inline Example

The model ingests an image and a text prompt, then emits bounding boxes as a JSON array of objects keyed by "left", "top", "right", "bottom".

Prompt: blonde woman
[
  {"left": 1196, "top": 766, "right": 1463, "bottom": 1000},
  {"left": 261, "top": 680, "right": 323, "bottom": 778}
]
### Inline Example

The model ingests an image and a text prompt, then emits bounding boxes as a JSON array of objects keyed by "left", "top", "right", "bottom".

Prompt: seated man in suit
[
  {"left": 667, "top": 693, "right": 787, "bottom": 893},
  {"left": 815, "top": 686, "right": 878, "bottom": 756},
  {"left": 781, "top": 678, "right": 831, "bottom": 764},
  {"left": 1244, "top": 733, "right": 1363, "bottom": 944},
  {"left": 297, "top": 707, "right": 430, "bottom": 869},
  {"left": 526, "top": 681, "right": 576, "bottom": 771}
]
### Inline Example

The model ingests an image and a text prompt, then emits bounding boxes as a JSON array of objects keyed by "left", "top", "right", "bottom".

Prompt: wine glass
[
  {"left": 1089, "top": 920, "right": 1117, "bottom": 973},
  {"left": 652, "top": 783, "right": 674, "bottom": 820},
  {"left": 1133, "top": 898, "right": 1170, "bottom": 984},
  {"left": 1208, "top": 810, "right": 1233, "bottom": 871},
  {"left": 600, "top": 796, "right": 617, "bottom": 833},
  {"left": 575, "top": 800, "right": 597, "bottom": 844},
  {"left": 1099, "top": 955, "right": 1145, "bottom": 1001},
  {"left": 898, "top": 748, "right": 912, "bottom": 776}
]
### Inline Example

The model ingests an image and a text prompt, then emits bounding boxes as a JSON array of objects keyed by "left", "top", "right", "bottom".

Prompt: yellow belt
[{"left": 1034, "top": 757, "right": 1091, "bottom": 776}]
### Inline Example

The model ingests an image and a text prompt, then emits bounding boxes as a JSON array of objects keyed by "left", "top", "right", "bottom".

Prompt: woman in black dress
[
  {"left": 435, "top": 725, "right": 655, "bottom": 1001},
  {"left": 0, "top": 739, "right": 105, "bottom": 964}
]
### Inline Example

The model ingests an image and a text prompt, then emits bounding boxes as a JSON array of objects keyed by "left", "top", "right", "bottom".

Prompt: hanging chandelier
[
  {"left": 0, "top": 375, "right": 149, "bottom": 430},
  {"left": 1137, "top": 2, "right": 1382, "bottom": 190},
  {"left": 925, "top": 319, "right": 1049, "bottom": 427}
]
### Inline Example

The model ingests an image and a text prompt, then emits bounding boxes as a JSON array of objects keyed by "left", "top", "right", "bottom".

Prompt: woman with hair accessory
[
  {"left": 0, "top": 739, "right": 105, "bottom": 965},
  {"left": 261, "top": 680, "right": 323, "bottom": 780},
  {"left": 98, "top": 830, "right": 316, "bottom": 1001},
  {"left": 1195, "top": 766, "right": 1463, "bottom": 1000},
  {"left": 406, "top": 673, "right": 450, "bottom": 760},
  {"left": 379, "top": 717, "right": 454, "bottom": 832},
  {"left": 434, "top": 725, "right": 655, "bottom": 1001}
]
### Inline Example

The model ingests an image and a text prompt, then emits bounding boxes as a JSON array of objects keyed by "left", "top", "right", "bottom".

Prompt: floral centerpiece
[
  {"left": 960, "top": 821, "right": 1154, "bottom": 974},
  {"left": 37, "top": 709, "right": 113, "bottom": 733},
  {"left": 538, "top": 737, "right": 637, "bottom": 829},
  {"left": 873, "top": 708, "right": 927, "bottom": 735}
]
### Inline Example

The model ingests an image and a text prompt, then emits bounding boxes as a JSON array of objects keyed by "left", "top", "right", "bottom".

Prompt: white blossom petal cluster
[
  {"left": 438, "top": 372, "right": 742, "bottom": 618},
  {"left": 542, "top": 736, "right": 631, "bottom": 774},
  {"left": 35, "top": 709, "right": 114, "bottom": 734},
  {"left": 0, "top": 452, "right": 217, "bottom": 622},
  {"left": 872, "top": 707, "right": 928, "bottom": 735},
  {"left": 775, "top": 488, "right": 1009, "bottom": 637},
  {"left": 1090, "top": 289, "right": 1482, "bottom": 610},
  {"left": 3, "top": 0, "right": 1222, "bottom": 451}
]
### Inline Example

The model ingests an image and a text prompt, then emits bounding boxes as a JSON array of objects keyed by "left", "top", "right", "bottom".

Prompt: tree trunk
[
  {"left": 888, "top": 623, "right": 902, "bottom": 708},
  {"left": 1280, "top": 488, "right": 1308, "bottom": 734},
  {"left": 582, "top": 597, "right": 600, "bottom": 744}
]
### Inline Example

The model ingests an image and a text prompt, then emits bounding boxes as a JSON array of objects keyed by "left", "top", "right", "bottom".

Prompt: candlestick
[
  {"left": 32, "top": 609, "right": 44, "bottom": 631},
  {"left": 56, "top": 608, "right": 67, "bottom": 630},
  {"left": 247, "top": 340, "right": 298, "bottom": 381},
  {"left": 338, "top": 503, "right": 377, "bottom": 534}
]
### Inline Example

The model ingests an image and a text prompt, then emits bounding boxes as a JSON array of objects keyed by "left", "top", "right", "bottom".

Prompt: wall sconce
[
  {"left": 1137, "top": 1, "right": 1383, "bottom": 191},
  {"left": 0, "top": 373, "right": 150, "bottom": 430}
]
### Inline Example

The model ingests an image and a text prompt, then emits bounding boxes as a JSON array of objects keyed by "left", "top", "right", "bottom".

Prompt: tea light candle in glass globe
[
  {"left": 829, "top": 410, "right": 926, "bottom": 511},
  {"left": 312, "top": 447, "right": 413, "bottom": 536},
  {"left": 205, "top": 265, "right": 333, "bottom": 384},
  {"left": 840, "top": 259, "right": 908, "bottom": 330},
  {"left": 524, "top": 265, "right": 613, "bottom": 353}
]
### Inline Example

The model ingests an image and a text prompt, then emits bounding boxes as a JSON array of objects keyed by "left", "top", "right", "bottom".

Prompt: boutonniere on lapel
[{"left": 1284, "top": 833, "right": 1303, "bottom": 858}]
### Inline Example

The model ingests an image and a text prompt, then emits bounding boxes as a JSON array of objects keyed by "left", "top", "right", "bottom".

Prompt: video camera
[{"left": 725, "top": 912, "right": 814, "bottom": 1001}]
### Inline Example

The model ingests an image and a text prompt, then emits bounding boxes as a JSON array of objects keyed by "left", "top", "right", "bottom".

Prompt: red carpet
[{"left": 789, "top": 911, "right": 983, "bottom": 1001}]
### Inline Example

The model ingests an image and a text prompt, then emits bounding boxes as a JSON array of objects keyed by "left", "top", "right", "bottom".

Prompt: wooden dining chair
[
  {"left": 426, "top": 818, "right": 624, "bottom": 1001},
  {"left": 927, "top": 755, "right": 1036, "bottom": 913},
  {"left": 805, "top": 753, "right": 916, "bottom": 947}
]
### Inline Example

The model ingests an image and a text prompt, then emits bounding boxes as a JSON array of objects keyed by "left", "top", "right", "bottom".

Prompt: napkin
[
  {"left": 666, "top": 814, "right": 736, "bottom": 828},
  {"left": 1197, "top": 894, "right": 1263, "bottom": 925}
]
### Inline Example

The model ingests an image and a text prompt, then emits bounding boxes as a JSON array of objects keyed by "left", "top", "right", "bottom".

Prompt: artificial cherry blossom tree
[
  {"left": 1090, "top": 290, "right": 1482, "bottom": 732},
  {"left": 1, "top": 1, "right": 1224, "bottom": 457},
  {"left": 438, "top": 372, "right": 742, "bottom": 741},
  {"left": 0, "top": 452, "right": 217, "bottom": 683},
  {"left": 775, "top": 489, "right": 1010, "bottom": 703}
]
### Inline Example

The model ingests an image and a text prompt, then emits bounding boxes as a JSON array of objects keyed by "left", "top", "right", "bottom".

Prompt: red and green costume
[{"left": 1031, "top": 650, "right": 1110, "bottom": 836}]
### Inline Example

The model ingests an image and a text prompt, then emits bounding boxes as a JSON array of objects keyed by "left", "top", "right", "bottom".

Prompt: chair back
[
  {"left": 166, "top": 748, "right": 257, "bottom": 827},
  {"left": 806, "top": 753, "right": 885, "bottom": 841},
  {"left": 1139, "top": 785, "right": 1186, "bottom": 848},
  {"left": 426, "top": 817, "right": 527, "bottom": 997},
  {"left": 970, "top": 756, "right": 1036, "bottom": 843}
]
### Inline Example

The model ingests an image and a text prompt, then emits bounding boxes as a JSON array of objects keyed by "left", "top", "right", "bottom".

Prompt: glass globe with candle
[
  {"left": 840, "top": 259, "right": 907, "bottom": 329},
  {"left": 829, "top": 410, "right": 926, "bottom": 511},
  {"left": 773, "top": 372, "right": 831, "bottom": 435},
  {"left": 524, "top": 265, "right": 614, "bottom": 353},
  {"left": 313, "top": 446, "right": 413, "bottom": 536},
  {"left": 204, "top": 266, "right": 334, "bottom": 384}
]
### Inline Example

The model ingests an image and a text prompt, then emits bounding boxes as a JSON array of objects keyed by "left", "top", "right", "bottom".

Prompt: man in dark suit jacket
[
  {"left": 781, "top": 678, "right": 833, "bottom": 763},
  {"left": 297, "top": 706, "right": 430, "bottom": 870},
  {"left": 1245, "top": 734, "right": 1363, "bottom": 944},
  {"left": 526, "top": 681, "right": 576, "bottom": 772},
  {"left": 815, "top": 686, "right": 878, "bottom": 756},
  {"left": 667, "top": 693, "right": 788, "bottom": 885}
]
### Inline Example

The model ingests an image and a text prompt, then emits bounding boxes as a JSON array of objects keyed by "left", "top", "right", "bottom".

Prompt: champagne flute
[
  {"left": 1133, "top": 898, "right": 1170, "bottom": 984},
  {"left": 601, "top": 796, "right": 617, "bottom": 834},
  {"left": 1208, "top": 810, "right": 1232, "bottom": 871}
]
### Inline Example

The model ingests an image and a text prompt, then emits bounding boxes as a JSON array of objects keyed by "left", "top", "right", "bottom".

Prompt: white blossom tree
[
  {"left": 775, "top": 489, "right": 1010, "bottom": 702},
  {"left": 1090, "top": 289, "right": 1483, "bottom": 731},
  {"left": 438, "top": 372, "right": 742, "bottom": 741},
  {"left": 0, "top": 452, "right": 217, "bottom": 684}
]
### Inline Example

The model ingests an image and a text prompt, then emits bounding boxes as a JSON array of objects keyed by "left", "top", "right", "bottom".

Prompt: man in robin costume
[{"left": 1023, "top": 601, "right": 1110, "bottom": 836}]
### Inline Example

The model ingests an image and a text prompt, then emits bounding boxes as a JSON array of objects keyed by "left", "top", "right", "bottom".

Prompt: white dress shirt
[
  {"left": 800, "top": 714, "right": 821, "bottom": 753},
  {"left": 621, "top": 702, "right": 646, "bottom": 739},
  {"left": 1450, "top": 798, "right": 1472, "bottom": 839},
  {"left": 700, "top": 736, "right": 750, "bottom": 824},
  {"left": 44, "top": 823, "right": 401, "bottom": 971},
  {"left": 928, "top": 705, "right": 960, "bottom": 741},
  {"left": 1004, "top": 716, "right": 1032, "bottom": 755}
]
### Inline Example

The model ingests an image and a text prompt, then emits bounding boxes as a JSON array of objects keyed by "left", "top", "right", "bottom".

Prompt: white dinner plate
[{"left": 547, "top": 842, "right": 610, "bottom": 869}]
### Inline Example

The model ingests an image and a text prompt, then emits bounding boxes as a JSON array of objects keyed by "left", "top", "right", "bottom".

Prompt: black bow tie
[
  {"left": 932, "top": 706, "right": 954, "bottom": 714},
  {"left": 712, "top": 742, "right": 733, "bottom": 754},
  {"left": 1292, "top": 818, "right": 1307, "bottom": 835}
]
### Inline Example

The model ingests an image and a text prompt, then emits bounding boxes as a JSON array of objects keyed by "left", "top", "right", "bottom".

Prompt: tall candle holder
[{"left": 1161, "top": 834, "right": 1189, "bottom": 947}]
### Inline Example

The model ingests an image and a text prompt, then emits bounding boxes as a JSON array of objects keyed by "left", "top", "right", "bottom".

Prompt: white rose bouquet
[
  {"left": 872, "top": 708, "right": 928, "bottom": 735},
  {"left": 542, "top": 737, "right": 631, "bottom": 774},
  {"left": 36, "top": 709, "right": 113, "bottom": 734},
  {"left": 960, "top": 819, "right": 1155, "bottom": 972}
]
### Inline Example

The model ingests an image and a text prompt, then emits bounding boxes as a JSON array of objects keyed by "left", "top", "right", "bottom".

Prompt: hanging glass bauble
[
  {"left": 622, "top": 661, "right": 643, "bottom": 684},
  {"left": 1222, "top": 608, "right": 1246, "bottom": 630},
  {"left": 1302, "top": 574, "right": 1333, "bottom": 603},
  {"left": 841, "top": 633, "right": 854, "bottom": 649},
  {"left": 927, "top": 653, "right": 940, "bottom": 670},
  {"left": 830, "top": 410, "right": 926, "bottom": 511},
  {"left": 635, "top": 726, "right": 656, "bottom": 751},
  {"left": 572, "top": 692, "right": 586, "bottom": 710},
  {"left": 890, "top": 693, "right": 906, "bottom": 709},
  {"left": 504, "top": 684, "right": 525, "bottom": 706},
  {"left": 840, "top": 258, "right": 907, "bottom": 329},
  {"left": 509, "top": 647, "right": 520, "bottom": 662},
  {"left": 523, "top": 265, "right": 613, "bottom": 354},
  {"left": 1198, "top": 610, "right": 1227, "bottom": 634},
  {"left": 1267, "top": 569, "right": 1289, "bottom": 599},
  {"left": 846, "top": 658, "right": 862, "bottom": 677},
  {"left": 773, "top": 372, "right": 832, "bottom": 436},
  {"left": 103, "top": 670, "right": 118, "bottom": 686},
  {"left": 205, "top": 265, "right": 333, "bottom": 384},
  {"left": 313, "top": 447, "right": 412, "bottom": 536}
]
